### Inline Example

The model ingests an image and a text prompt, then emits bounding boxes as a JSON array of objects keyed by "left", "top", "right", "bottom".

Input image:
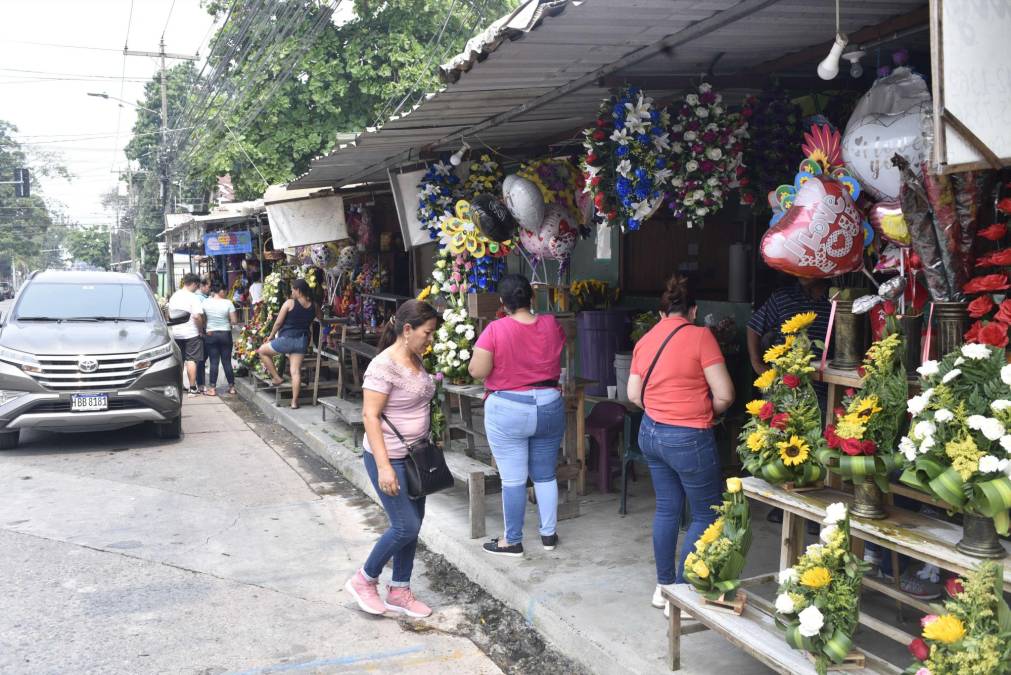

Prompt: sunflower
[
  {"left": 699, "top": 518, "right": 725, "bottom": 546},
  {"left": 852, "top": 395, "right": 882, "bottom": 419},
  {"left": 754, "top": 369, "right": 777, "bottom": 390},
  {"left": 745, "top": 400, "right": 768, "bottom": 417},
  {"left": 417, "top": 286, "right": 432, "bottom": 301},
  {"left": 764, "top": 342, "right": 789, "bottom": 364},
  {"left": 747, "top": 428, "right": 769, "bottom": 452},
  {"left": 781, "top": 311, "right": 817, "bottom": 335},
  {"left": 800, "top": 566, "right": 831, "bottom": 589},
  {"left": 777, "top": 435, "right": 811, "bottom": 466},
  {"left": 922, "top": 614, "right": 965, "bottom": 644}
]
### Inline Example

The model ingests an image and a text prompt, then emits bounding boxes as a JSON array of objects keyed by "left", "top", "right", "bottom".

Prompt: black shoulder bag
[
  {"left": 640, "top": 323, "right": 690, "bottom": 410},
  {"left": 381, "top": 414, "right": 454, "bottom": 499}
]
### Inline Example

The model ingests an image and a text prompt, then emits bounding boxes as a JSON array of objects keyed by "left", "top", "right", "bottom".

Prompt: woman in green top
[{"left": 203, "top": 284, "right": 239, "bottom": 396}]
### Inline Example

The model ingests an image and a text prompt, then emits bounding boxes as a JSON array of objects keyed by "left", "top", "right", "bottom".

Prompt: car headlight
[
  {"left": 0, "top": 390, "right": 28, "bottom": 406},
  {"left": 134, "top": 342, "right": 175, "bottom": 370},
  {"left": 0, "top": 346, "right": 42, "bottom": 373}
]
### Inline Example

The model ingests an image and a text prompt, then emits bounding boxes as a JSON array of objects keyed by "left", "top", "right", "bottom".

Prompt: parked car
[
  {"left": 0, "top": 270, "right": 189, "bottom": 449},
  {"left": 0, "top": 282, "right": 12, "bottom": 300}
]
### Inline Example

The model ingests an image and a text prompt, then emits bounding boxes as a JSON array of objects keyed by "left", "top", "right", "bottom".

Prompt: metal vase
[
  {"left": 830, "top": 300, "right": 865, "bottom": 370},
  {"left": 932, "top": 302, "right": 969, "bottom": 359},
  {"left": 850, "top": 479, "right": 887, "bottom": 520},
  {"left": 900, "top": 314, "right": 923, "bottom": 379},
  {"left": 956, "top": 513, "right": 1007, "bottom": 559}
]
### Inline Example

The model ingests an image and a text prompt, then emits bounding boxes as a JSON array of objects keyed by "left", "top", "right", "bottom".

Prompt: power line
[
  {"left": 162, "top": 0, "right": 178, "bottom": 40},
  {"left": 0, "top": 39, "right": 125, "bottom": 52}
]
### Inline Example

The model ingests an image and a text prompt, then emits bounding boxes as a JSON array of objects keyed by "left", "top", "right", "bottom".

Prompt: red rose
[
  {"left": 979, "top": 223, "right": 1008, "bottom": 241},
  {"left": 976, "top": 248, "right": 1011, "bottom": 267},
  {"left": 825, "top": 425, "right": 840, "bottom": 449},
  {"left": 586, "top": 152, "right": 599, "bottom": 165},
  {"left": 594, "top": 193, "right": 606, "bottom": 209},
  {"left": 964, "top": 274, "right": 1011, "bottom": 294},
  {"left": 592, "top": 129, "right": 606, "bottom": 142},
  {"left": 770, "top": 413, "right": 790, "bottom": 430},
  {"left": 833, "top": 407, "right": 846, "bottom": 419},
  {"left": 840, "top": 437, "right": 863, "bottom": 457},
  {"left": 978, "top": 321, "right": 1010, "bottom": 348},
  {"left": 965, "top": 320, "right": 984, "bottom": 343},
  {"left": 995, "top": 299, "right": 1011, "bottom": 325},
  {"left": 857, "top": 366, "right": 867, "bottom": 378},
  {"left": 595, "top": 118, "right": 607, "bottom": 128},
  {"left": 844, "top": 388, "right": 856, "bottom": 397},
  {"left": 881, "top": 300, "right": 896, "bottom": 316},
  {"left": 591, "top": 176, "right": 601, "bottom": 187},
  {"left": 860, "top": 439, "right": 877, "bottom": 456},
  {"left": 908, "top": 638, "right": 930, "bottom": 662},
  {"left": 997, "top": 197, "right": 1011, "bottom": 214},
  {"left": 782, "top": 374, "right": 800, "bottom": 388},
  {"left": 759, "top": 401, "right": 775, "bottom": 421},
  {"left": 606, "top": 210, "right": 618, "bottom": 221},
  {"left": 944, "top": 576, "right": 964, "bottom": 597},
  {"left": 968, "top": 295, "right": 996, "bottom": 319}
]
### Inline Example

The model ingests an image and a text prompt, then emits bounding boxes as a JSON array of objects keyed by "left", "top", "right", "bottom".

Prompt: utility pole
[{"left": 123, "top": 39, "right": 197, "bottom": 288}]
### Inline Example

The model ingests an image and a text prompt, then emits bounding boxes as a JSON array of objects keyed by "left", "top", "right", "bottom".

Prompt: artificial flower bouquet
[
  {"left": 963, "top": 197, "right": 1010, "bottom": 348},
  {"left": 819, "top": 326, "right": 907, "bottom": 490},
  {"left": 432, "top": 290, "right": 477, "bottom": 383},
  {"left": 738, "top": 312, "right": 827, "bottom": 487},
  {"left": 683, "top": 477, "right": 751, "bottom": 603},
  {"left": 570, "top": 279, "right": 618, "bottom": 312},
  {"left": 899, "top": 343, "right": 1011, "bottom": 534},
  {"left": 905, "top": 562, "right": 1011, "bottom": 675},
  {"left": 775, "top": 503, "right": 870, "bottom": 675}
]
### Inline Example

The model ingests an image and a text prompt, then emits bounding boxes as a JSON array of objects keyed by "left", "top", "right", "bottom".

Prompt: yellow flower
[
  {"left": 800, "top": 566, "right": 831, "bottom": 589},
  {"left": 747, "top": 428, "right": 769, "bottom": 453},
  {"left": 685, "top": 551, "right": 698, "bottom": 567},
  {"left": 777, "top": 435, "right": 811, "bottom": 466},
  {"left": 782, "top": 312, "right": 817, "bottom": 335},
  {"left": 834, "top": 414, "right": 866, "bottom": 440},
  {"left": 784, "top": 335, "right": 796, "bottom": 349},
  {"left": 691, "top": 559, "right": 710, "bottom": 579},
  {"left": 417, "top": 286, "right": 432, "bottom": 301},
  {"left": 699, "top": 518, "right": 724, "bottom": 546},
  {"left": 726, "top": 477, "right": 743, "bottom": 493},
  {"left": 922, "top": 614, "right": 965, "bottom": 644},
  {"left": 945, "top": 436, "right": 983, "bottom": 481},
  {"left": 754, "top": 369, "right": 777, "bottom": 390},
  {"left": 745, "top": 400, "right": 768, "bottom": 417},
  {"left": 851, "top": 395, "right": 882, "bottom": 419},
  {"left": 764, "top": 343, "right": 789, "bottom": 364}
]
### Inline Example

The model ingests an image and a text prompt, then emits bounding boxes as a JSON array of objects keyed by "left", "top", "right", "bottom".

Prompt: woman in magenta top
[
  {"left": 469, "top": 274, "right": 566, "bottom": 557},
  {"left": 344, "top": 300, "right": 438, "bottom": 619}
]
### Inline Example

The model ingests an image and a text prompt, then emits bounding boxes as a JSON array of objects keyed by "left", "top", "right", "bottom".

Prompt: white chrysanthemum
[
  {"left": 992, "top": 400, "right": 1011, "bottom": 412},
  {"left": 981, "top": 418, "right": 1006, "bottom": 441},
  {"left": 1001, "top": 436, "right": 1011, "bottom": 454},
  {"left": 980, "top": 455, "right": 1002, "bottom": 473},
  {"left": 942, "top": 369, "right": 961, "bottom": 384},
  {"left": 1002, "top": 364, "right": 1011, "bottom": 386},
  {"left": 961, "top": 343, "right": 991, "bottom": 360},
  {"left": 899, "top": 436, "right": 917, "bottom": 461},
  {"left": 778, "top": 568, "right": 798, "bottom": 585},
  {"left": 686, "top": 94, "right": 699, "bottom": 106},
  {"left": 934, "top": 408, "right": 954, "bottom": 423},
  {"left": 919, "top": 435, "right": 935, "bottom": 453},
  {"left": 819, "top": 525, "right": 838, "bottom": 544},
  {"left": 458, "top": 350, "right": 470, "bottom": 361},
  {"left": 823, "top": 502, "right": 847, "bottom": 525},
  {"left": 913, "top": 420, "right": 936, "bottom": 441},
  {"left": 968, "top": 415, "right": 988, "bottom": 431},
  {"left": 916, "top": 360, "right": 939, "bottom": 378},
  {"left": 907, "top": 394, "right": 929, "bottom": 417},
  {"left": 798, "top": 606, "right": 825, "bottom": 637},
  {"left": 775, "top": 593, "right": 795, "bottom": 614}
]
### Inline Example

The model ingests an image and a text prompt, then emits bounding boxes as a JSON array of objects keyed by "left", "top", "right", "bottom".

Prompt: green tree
[{"left": 64, "top": 226, "right": 111, "bottom": 270}]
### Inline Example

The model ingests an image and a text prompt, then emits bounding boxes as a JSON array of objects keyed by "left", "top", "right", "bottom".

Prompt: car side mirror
[{"left": 166, "top": 309, "right": 190, "bottom": 326}]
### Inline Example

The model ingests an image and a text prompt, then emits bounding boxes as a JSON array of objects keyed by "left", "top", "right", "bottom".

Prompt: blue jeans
[
  {"left": 484, "top": 389, "right": 565, "bottom": 545},
  {"left": 362, "top": 452, "right": 425, "bottom": 586},
  {"left": 638, "top": 415, "right": 723, "bottom": 584}
]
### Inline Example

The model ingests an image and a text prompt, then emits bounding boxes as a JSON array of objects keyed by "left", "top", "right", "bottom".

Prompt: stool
[{"left": 585, "top": 401, "right": 627, "bottom": 494}]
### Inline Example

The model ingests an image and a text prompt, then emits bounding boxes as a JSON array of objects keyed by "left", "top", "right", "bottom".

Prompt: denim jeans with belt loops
[
  {"left": 362, "top": 451, "right": 425, "bottom": 586},
  {"left": 484, "top": 388, "right": 565, "bottom": 545},
  {"left": 638, "top": 414, "right": 723, "bottom": 584}
]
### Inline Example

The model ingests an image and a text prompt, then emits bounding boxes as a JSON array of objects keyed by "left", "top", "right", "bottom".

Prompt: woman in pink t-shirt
[
  {"left": 469, "top": 274, "right": 566, "bottom": 558},
  {"left": 344, "top": 300, "right": 438, "bottom": 619}
]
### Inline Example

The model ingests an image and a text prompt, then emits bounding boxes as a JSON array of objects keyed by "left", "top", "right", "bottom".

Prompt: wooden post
[
  {"left": 460, "top": 396, "right": 477, "bottom": 457},
  {"left": 469, "top": 471, "right": 485, "bottom": 539},
  {"left": 779, "top": 512, "right": 806, "bottom": 570},
  {"left": 668, "top": 598, "right": 682, "bottom": 671}
]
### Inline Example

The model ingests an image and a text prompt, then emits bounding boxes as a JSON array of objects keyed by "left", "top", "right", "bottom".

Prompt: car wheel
[
  {"left": 0, "top": 430, "right": 20, "bottom": 450},
  {"left": 153, "top": 416, "right": 182, "bottom": 440}
]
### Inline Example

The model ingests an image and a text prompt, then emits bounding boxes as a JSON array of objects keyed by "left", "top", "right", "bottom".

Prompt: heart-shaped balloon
[
  {"left": 868, "top": 198, "right": 910, "bottom": 245},
  {"left": 503, "top": 175, "right": 545, "bottom": 230},
  {"left": 760, "top": 176, "right": 865, "bottom": 279},
  {"left": 548, "top": 230, "right": 576, "bottom": 261}
]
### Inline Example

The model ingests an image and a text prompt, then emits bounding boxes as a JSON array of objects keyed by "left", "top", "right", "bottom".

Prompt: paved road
[{"left": 0, "top": 393, "right": 500, "bottom": 674}]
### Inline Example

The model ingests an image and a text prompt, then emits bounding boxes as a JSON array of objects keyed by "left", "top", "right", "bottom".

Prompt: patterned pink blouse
[{"left": 362, "top": 352, "right": 436, "bottom": 459}]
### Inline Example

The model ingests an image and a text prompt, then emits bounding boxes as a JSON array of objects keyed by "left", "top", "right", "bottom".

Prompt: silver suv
[{"left": 0, "top": 270, "right": 189, "bottom": 449}]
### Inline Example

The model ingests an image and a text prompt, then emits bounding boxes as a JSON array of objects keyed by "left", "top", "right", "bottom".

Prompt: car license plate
[{"left": 71, "top": 394, "right": 108, "bottom": 412}]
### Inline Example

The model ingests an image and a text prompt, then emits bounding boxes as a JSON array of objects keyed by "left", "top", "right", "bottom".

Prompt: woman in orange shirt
[{"left": 626, "top": 275, "right": 734, "bottom": 614}]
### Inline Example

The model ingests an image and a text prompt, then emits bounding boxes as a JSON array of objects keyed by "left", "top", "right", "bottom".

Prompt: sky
[{"left": 0, "top": 0, "right": 217, "bottom": 226}]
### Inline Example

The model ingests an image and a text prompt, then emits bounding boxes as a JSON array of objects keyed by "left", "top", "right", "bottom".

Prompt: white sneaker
[{"left": 652, "top": 584, "right": 665, "bottom": 608}]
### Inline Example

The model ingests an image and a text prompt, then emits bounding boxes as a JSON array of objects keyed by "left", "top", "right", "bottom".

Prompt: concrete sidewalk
[{"left": 236, "top": 379, "right": 786, "bottom": 675}]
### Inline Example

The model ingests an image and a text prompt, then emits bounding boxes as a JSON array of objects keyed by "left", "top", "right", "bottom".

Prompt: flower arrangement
[
  {"left": 432, "top": 291, "right": 477, "bottom": 383},
  {"left": 683, "top": 477, "right": 751, "bottom": 601},
  {"left": 819, "top": 319, "right": 907, "bottom": 489},
  {"left": 570, "top": 278, "right": 618, "bottom": 312},
  {"left": 667, "top": 81, "right": 745, "bottom": 229},
  {"left": 235, "top": 270, "right": 287, "bottom": 373},
  {"left": 898, "top": 343, "right": 1011, "bottom": 534},
  {"left": 582, "top": 85, "right": 671, "bottom": 231},
  {"left": 354, "top": 260, "right": 385, "bottom": 328},
  {"left": 963, "top": 197, "right": 1011, "bottom": 348},
  {"left": 737, "top": 90, "right": 804, "bottom": 209},
  {"left": 905, "top": 562, "right": 1011, "bottom": 675},
  {"left": 416, "top": 159, "right": 462, "bottom": 239},
  {"left": 738, "top": 312, "right": 827, "bottom": 487},
  {"left": 631, "top": 311, "right": 660, "bottom": 343},
  {"left": 775, "top": 503, "right": 870, "bottom": 675},
  {"left": 430, "top": 373, "right": 447, "bottom": 441},
  {"left": 518, "top": 157, "right": 583, "bottom": 225},
  {"left": 463, "top": 154, "right": 504, "bottom": 197}
]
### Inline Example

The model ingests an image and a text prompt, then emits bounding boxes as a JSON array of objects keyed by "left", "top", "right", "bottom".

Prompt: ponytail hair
[
  {"left": 660, "top": 274, "right": 697, "bottom": 317},
  {"left": 377, "top": 299, "right": 440, "bottom": 352}
]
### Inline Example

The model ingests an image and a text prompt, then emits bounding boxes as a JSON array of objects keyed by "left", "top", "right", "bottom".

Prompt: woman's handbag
[{"left": 381, "top": 414, "right": 455, "bottom": 499}]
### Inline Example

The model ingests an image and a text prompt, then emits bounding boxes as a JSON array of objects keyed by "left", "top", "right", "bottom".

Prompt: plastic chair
[
  {"left": 585, "top": 401, "right": 627, "bottom": 494},
  {"left": 620, "top": 409, "right": 646, "bottom": 515}
]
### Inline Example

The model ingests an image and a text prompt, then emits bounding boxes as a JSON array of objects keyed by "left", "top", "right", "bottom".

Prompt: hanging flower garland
[
  {"left": 463, "top": 154, "right": 504, "bottom": 198},
  {"left": 667, "top": 82, "right": 744, "bottom": 228},
  {"left": 518, "top": 158, "right": 583, "bottom": 226},
  {"left": 416, "top": 158, "right": 462, "bottom": 240},
  {"left": 739, "top": 89, "right": 804, "bottom": 209},
  {"left": 582, "top": 86, "right": 672, "bottom": 231}
]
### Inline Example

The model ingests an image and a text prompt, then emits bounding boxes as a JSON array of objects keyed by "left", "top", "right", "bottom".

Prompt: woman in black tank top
[{"left": 257, "top": 278, "right": 320, "bottom": 408}]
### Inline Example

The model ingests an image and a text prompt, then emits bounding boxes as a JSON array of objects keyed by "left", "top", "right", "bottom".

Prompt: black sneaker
[
  {"left": 483, "top": 538, "right": 523, "bottom": 557},
  {"left": 541, "top": 533, "right": 559, "bottom": 551}
]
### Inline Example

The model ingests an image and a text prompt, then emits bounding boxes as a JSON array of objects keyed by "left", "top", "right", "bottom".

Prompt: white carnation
[
  {"left": 685, "top": 94, "right": 699, "bottom": 106},
  {"left": 913, "top": 420, "right": 936, "bottom": 441},
  {"left": 968, "top": 415, "right": 987, "bottom": 430},
  {"left": 942, "top": 368, "right": 961, "bottom": 384},
  {"left": 899, "top": 436, "right": 917, "bottom": 461},
  {"left": 991, "top": 400, "right": 1011, "bottom": 412},
  {"left": 916, "top": 360, "right": 939, "bottom": 378},
  {"left": 823, "top": 502, "right": 847, "bottom": 525},
  {"left": 919, "top": 435, "right": 935, "bottom": 453},
  {"left": 685, "top": 160, "right": 699, "bottom": 173},
  {"left": 455, "top": 324, "right": 468, "bottom": 334},
  {"left": 1001, "top": 435, "right": 1011, "bottom": 454},
  {"left": 671, "top": 176, "right": 684, "bottom": 188},
  {"left": 961, "top": 343, "right": 991, "bottom": 360},
  {"left": 798, "top": 606, "right": 825, "bottom": 637},
  {"left": 693, "top": 190, "right": 706, "bottom": 201},
  {"left": 464, "top": 330, "right": 475, "bottom": 341},
  {"left": 775, "top": 593, "right": 795, "bottom": 614},
  {"left": 907, "top": 394, "right": 928, "bottom": 417},
  {"left": 696, "top": 107, "right": 709, "bottom": 118},
  {"left": 707, "top": 177, "right": 719, "bottom": 186},
  {"left": 778, "top": 568, "right": 798, "bottom": 585},
  {"left": 934, "top": 409, "right": 954, "bottom": 423},
  {"left": 1002, "top": 364, "right": 1011, "bottom": 386},
  {"left": 458, "top": 350, "right": 471, "bottom": 361},
  {"left": 954, "top": 357, "right": 965, "bottom": 366},
  {"left": 979, "top": 455, "right": 1002, "bottom": 473},
  {"left": 981, "top": 418, "right": 1006, "bottom": 441},
  {"left": 696, "top": 207, "right": 709, "bottom": 216},
  {"left": 706, "top": 147, "right": 723, "bottom": 161},
  {"left": 713, "top": 105, "right": 724, "bottom": 115}
]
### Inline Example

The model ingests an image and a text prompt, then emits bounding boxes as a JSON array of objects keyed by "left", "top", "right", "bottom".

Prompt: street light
[{"left": 86, "top": 92, "right": 161, "bottom": 117}]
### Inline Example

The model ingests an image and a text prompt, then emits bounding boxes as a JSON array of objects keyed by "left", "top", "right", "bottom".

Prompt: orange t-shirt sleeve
[{"left": 697, "top": 329, "right": 725, "bottom": 369}]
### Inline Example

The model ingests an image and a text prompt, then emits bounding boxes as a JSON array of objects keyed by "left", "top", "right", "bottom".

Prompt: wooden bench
[
  {"left": 319, "top": 395, "right": 365, "bottom": 448},
  {"left": 443, "top": 451, "right": 500, "bottom": 539},
  {"left": 662, "top": 582, "right": 895, "bottom": 674}
]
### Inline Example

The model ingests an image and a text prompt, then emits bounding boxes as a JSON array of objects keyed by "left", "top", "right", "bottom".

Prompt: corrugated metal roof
[{"left": 289, "top": 0, "right": 927, "bottom": 190}]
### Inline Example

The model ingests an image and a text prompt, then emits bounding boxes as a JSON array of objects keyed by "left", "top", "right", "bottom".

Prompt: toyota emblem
[{"left": 78, "top": 358, "right": 99, "bottom": 373}]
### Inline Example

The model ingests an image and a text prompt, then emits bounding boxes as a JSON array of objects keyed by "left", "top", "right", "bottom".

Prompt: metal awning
[
  {"left": 289, "top": 0, "right": 927, "bottom": 190},
  {"left": 159, "top": 200, "right": 266, "bottom": 241}
]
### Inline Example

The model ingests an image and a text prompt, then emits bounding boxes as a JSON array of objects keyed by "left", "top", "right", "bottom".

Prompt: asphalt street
[{"left": 0, "top": 376, "right": 500, "bottom": 674}]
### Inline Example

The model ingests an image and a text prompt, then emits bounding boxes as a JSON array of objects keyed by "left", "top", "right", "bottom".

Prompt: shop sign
[{"left": 204, "top": 230, "right": 253, "bottom": 256}]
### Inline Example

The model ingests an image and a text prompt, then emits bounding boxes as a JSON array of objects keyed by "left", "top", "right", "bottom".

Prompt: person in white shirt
[
  {"left": 249, "top": 281, "right": 264, "bottom": 305},
  {"left": 168, "top": 273, "right": 206, "bottom": 396}
]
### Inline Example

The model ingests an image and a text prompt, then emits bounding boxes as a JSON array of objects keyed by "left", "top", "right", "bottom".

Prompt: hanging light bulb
[
  {"left": 843, "top": 50, "right": 865, "bottom": 78},
  {"left": 449, "top": 142, "right": 470, "bottom": 167},
  {"left": 818, "top": 34, "right": 849, "bottom": 80}
]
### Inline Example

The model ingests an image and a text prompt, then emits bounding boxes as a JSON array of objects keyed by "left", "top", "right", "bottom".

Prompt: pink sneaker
[
  {"left": 384, "top": 586, "right": 432, "bottom": 618},
  {"left": 344, "top": 570, "right": 386, "bottom": 615}
]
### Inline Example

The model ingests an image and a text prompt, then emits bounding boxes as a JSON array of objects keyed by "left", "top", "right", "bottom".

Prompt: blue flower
[
  {"left": 616, "top": 177, "right": 632, "bottom": 195},
  {"left": 616, "top": 145, "right": 630, "bottom": 158},
  {"left": 622, "top": 195, "right": 633, "bottom": 208},
  {"left": 650, "top": 110, "right": 660, "bottom": 123},
  {"left": 635, "top": 186, "right": 648, "bottom": 201},
  {"left": 655, "top": 158, "right": 666, "bottom": 169},
  {"left": 628, "top": 218, "right": 640, "bottom": 230},
  {"left": 637, "top": 133, "right": 650, "bottom": 144},
  {"left": 634, "top": 167, "right": 648, "bottom": 180}
]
